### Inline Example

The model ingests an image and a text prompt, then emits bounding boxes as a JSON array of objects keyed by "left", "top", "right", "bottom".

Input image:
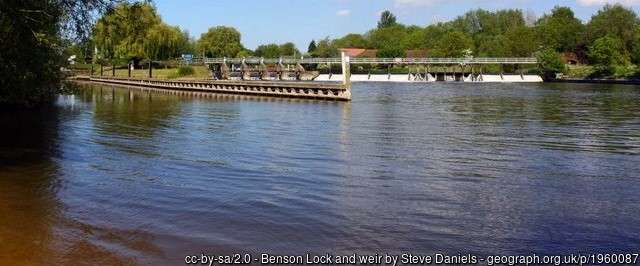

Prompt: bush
[
  {"left": 167, "top": 66, "right": 195, "bottom": 79},
  {"left": 588, "top": 36, "right": 628, "bottom": 76},
  {"left": 536, "top": 48, "right": 566, "bottom": 80},
  {"left": 376, "top": 47, "right": 406, "bottom": 58},
  {"left": 177, "top": 66, "right": 195, "bottom": 76}
]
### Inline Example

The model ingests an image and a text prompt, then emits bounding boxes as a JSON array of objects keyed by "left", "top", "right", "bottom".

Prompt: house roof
[{"left": 339, "top": 48, "right": 369, "bottom": 57}]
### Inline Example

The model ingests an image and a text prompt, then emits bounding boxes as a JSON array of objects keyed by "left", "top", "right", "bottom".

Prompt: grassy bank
[
  {"left": 565, "top": 65, "right": 640, "bottom": 79},
  {"left": 80, "top": 65, "right": 211, "bottom": 80}
]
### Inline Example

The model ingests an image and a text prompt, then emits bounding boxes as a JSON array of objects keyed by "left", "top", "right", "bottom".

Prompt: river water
[{"left": 1, "top": 82, "right": 639, "bottom": 264}]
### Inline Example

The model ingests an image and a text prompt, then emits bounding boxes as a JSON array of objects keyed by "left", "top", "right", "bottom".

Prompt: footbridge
[
  {"left": 203, "top": 57, "right": 537, "bottom": 65},
  {"left": 199, "top": 53, "right": 539, "bottom": 83}
]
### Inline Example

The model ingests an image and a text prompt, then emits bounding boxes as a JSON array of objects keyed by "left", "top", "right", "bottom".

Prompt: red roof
[{"left": 339, "top": 48, "right": 368, "bottom": 57}]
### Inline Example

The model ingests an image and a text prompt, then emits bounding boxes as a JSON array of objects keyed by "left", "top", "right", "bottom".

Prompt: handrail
[{"left": 201, "top": 57, "right": 538, "bottom": 65}]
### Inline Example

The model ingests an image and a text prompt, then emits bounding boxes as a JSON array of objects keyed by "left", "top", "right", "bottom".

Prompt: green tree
[
  {"left": 586, "top": 4, "right": 639, "bottom": 54},
  {"left": 632, "top": 27, "right": 640, "bottom": 64},
  {"left": 196, "top": 26, "right": 244, "bottom": 57},
  {"left": 236, "top": 49, "right": 253, "bottom": 58},
  {"left": 504, "top": 26, "right": 539, "bottom": 57},
  {"left": 1, "top": 0, "right": 117, "bottom": 107},
  {"left": 377, "top": 10, "right": 397, "bottom": 29},
  {"left": 333, "top": 34, "right": 369, "bottom": 48},
  {"left": 588, "top": 36, "right": 628, "bottom": 75},
  {"left": 144, "top": 24, "right": 191, "bottom": 60},
  {"left": 312, "top": 38, "right": 338, "bottom": 57},
  {"left": 422, "top": 24, "right": 448, "bottom": 49},
  {"left": 475, "top": 34, "right": 507, "bottom": 57},
  {"left": 433, "top": 31, "right": 474, "bottom": 57},
  {"left": 400, "top": 26, "right": 428, "bottom": 49},
  {"left": 307, "top": 40, "right": 317, "bottom": 53},
  {"left": 536, "top": 6, "right": 585, "bottom": 52},
  {"left": 93, "top": 2, "right": 161, "bottom": 63},
  {"left": 279, "top": 42, "right": 299, "bottom": 57},
  {"left": 377, "top": 47, "right": 406, "bottom": 58},
  {"left": 536, "top": 48, "right": 566, "bottom": 80},
  {"left": 254, "top": 44, "right": 281, "bottom": 58},
  {"left": 367, "top": 24, "right": 407, "bottom": 50}
]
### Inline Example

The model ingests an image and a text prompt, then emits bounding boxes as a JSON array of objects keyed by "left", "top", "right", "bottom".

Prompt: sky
[{"left": 153, "top": 0, "right": 640, "bottom": 51}]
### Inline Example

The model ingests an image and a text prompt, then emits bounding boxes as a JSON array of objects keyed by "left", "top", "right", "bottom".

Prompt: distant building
[
  {"left": 405, "top": 49, "right": 429, "bottom": 58},
  {"left": 562, "top": 52, "right": 580, "bottom": 65},
  {"left": 339, "top": 48, "right": 378, "bottom": 58}
]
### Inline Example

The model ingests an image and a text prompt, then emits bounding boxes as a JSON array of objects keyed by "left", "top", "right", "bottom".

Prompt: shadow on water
[
  {"left": 0, "top": 106, "right": 62, "bottom": 264},
  {"left": 0, "top": 86, "right": 145, "bottom": 264}
]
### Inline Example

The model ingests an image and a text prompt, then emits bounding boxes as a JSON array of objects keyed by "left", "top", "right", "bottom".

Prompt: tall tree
[
  {"left": 144, "top": 24, "right": 191, "bottom": 60},
  {"left": 1, "top": 0, "right": 119, "bottom": 107},
  {"left": 504, "top": 26, "right": 539, "bottom": 57},
  {"left": 93, "top": 2, "right": 161, "bottom": 63},
  {"left": 433, "top": 31, "right": 474, "bottom": 57},
  {"left": 279, "top": 42, "right": 299, "bottom": 57},
  {"left": 586, "top": 4, "right": 639, "bottom": 54},
  {"left": 536, "top": 48, "right": 566, "bottom": 80},
  {"left": 536, "top": 6, "right": 585, "bottom": 53},
  {"left": 633, "top": 27, "right": 640, "bottom": 64},
  {"left": 196, "top": 26, "right": 244, "bottom": 57},
  {"left": 588, "top": 36, "right": 628, "bottom": 75},
  {"left": 307, "top": 40, "right": 317, "bottom": 53},
  {"left": 367, "top": 24, "right": 407, "bottom": 50},
  {"left": 311, "top": 38, "right": 338, "bottom": 57},
  {"left": 254, "top": 44, "right": 281, "bottom": 58},
  {"left": 377, "top": 10, "right": 397, "bottom": 29},
  {"left": 333, "top": 34, "right": 369, "bottom": 48}
]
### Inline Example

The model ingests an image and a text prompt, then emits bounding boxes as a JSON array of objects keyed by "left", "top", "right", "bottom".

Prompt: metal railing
[{"left": 201, "top": 57, "right": 537, "bottom": 65}]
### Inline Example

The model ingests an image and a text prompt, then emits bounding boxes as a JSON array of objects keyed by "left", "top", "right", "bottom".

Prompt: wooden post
[
  {"left": 341, "top": 51, "right": 350, "bottom": 86},
  {"left": 128, "top": 63, "right": 131, "bottom": 77},
  {"left": 100, "top": 64, "right": 103, "bottom": 76},
  {"left": 90, "top": 64, "right": 94, "bottom": 76},
  {"left": 112, "top": 62, "right": 115, "bottom": 76},
  {"left": 149, "top": 61, "right": 152, "bottom": 78}
]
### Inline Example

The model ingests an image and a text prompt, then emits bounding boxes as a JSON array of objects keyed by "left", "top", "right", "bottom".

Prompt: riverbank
[{"left": 551, "top": 78, "right": 640, "bottom": 85}]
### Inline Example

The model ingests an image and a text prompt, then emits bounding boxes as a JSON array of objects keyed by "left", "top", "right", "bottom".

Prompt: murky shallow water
[{"left": 1, "top": 82, "right": 639, "bottom": 264}]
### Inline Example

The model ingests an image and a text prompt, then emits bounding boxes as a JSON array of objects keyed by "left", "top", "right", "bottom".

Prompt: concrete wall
[{"left": 316, "top": 74, "right": 543, "bottom": 83}]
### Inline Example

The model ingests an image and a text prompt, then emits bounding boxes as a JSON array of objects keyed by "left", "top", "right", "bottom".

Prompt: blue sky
[{"left": 154, "top": 0, "right": 640, "bottom": 51}]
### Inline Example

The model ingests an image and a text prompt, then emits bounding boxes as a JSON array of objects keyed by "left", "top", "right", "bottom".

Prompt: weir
[
  {"left": 86, "top": 55, "right": 541, "bottom": 101},
  {"left": 200, "top": 56, "right": 541, "bottom": 83},
  {"left": 89, "top": 52, "right": 353, "bottom": 101}
]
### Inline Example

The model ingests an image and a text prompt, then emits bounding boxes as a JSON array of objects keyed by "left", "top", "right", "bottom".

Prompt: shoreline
[{"left": 550, "top": 78, "right": 640, "bottom": 85}]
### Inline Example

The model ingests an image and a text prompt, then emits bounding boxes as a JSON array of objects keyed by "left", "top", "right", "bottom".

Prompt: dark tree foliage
[
  {"left": 536, "top": 6, "right": 585, "bottom": 53},
  {"left": 377, "top": 10, "right": 397, "bottom": 29},
  {"left": 377, "top": 47, "right": 405, "bottom": 58},
  {"left": 536, "top": 48, "right": 566, "bottom": 80},
  {"left": 0, "top": 0, "right": 118, "bottom": 108},
  {"left": 307, "top": 40, "right": 317, "bottom": 53},
  {"left": 586, "top": 4, "right": 639, "bottom": 55}
]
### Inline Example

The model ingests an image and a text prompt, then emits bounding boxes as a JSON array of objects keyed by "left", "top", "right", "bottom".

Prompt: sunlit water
[{"left": 1, "top": 82, "right": 639, "bottom": 264}]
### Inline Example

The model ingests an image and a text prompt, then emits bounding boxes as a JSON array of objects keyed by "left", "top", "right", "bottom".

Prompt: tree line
[
  {"left": 89, "top": 2, "right": 639, "bottom": 77},
  {"left": 3, "top": 0, "right": 639, "bottom": 107}
]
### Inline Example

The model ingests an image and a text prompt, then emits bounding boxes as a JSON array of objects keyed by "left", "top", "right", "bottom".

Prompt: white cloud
[
  {"left": 577, "top": 0, "right": 640, "bottom": 6},
  {"left": 337, "top": 9, "right": 351, "bottom": 16}
]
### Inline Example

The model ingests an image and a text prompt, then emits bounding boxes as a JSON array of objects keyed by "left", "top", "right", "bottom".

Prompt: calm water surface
[{"left": 1, "top": 82, "right": 639, "bottom": 264}]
